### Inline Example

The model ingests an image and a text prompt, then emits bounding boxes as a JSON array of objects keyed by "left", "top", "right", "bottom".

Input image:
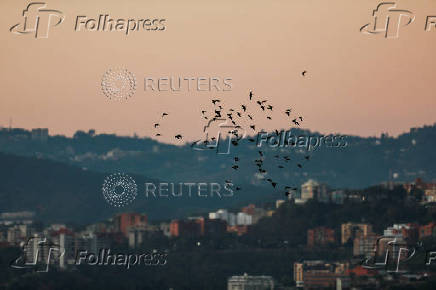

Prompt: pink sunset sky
[{"left": 1, "top": 0, "right": 436, "bottom": 143}]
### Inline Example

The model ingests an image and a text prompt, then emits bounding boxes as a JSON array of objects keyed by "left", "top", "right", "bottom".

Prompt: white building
[
  {"left": 236, "top": 213, "right": 252, "bottom": 226},
  {"left": 209, "top": 209, "right": 238, "bottom": 226},
  {"left": 301, "top": 179, "right": 329, "bottom": 203},
  {"left": 228, "top": 273, "right": 274, "bottom": 290}
]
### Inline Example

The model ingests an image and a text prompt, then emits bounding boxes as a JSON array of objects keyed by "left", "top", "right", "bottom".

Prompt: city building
[
  {"left": 370, "top": 235, "right": 410, "bottom": 272},
  {"left": 300, "top": 179, "right": 329, "bottom": 203},
  {"left": 227, "top": 273, "right": 274, "bottom": 290},
  {"left": 341, "top": 223, "right": 373, "bottom": 244},
  {"left": 241, "top": 204, "right": 267, "bottom": 224},
  {"left": 7, "top": 224, "right": 32, "bottom": 245},
  {"left": 0, "top": 211, "right": 35, "bottom": 226},
  {"left": 294, "top": 260, "right": 350, "bottom": 289},
  {"left": 23, "top": 234, "right": 55, "bottom": 270},
  {"left": 170, "top": 219, "right": 203, "bottom": 237},
  {"left": 114, "top": 213, "right": 147, "bottom": 237},
  {"left": 236, "top": 212, "right": 252, "bottom": 226},
  {"left": 170, "top": 217, "right": 227, "bottom": 237},
  {"left": 353, "top": 232, "right": 378, "bottom": 257},
  {"left": 404, "top": 178, "right": 436, "bottom": 194},
  {"left": 419, "top": 222, "right": 436, "bottom": 239},
  {"left": 51, "top": 228, "right": 75, "bottom": 269},
  {"left": 209, "top": 206, "right": 266, "bottom": 226},
  {"left": 383, "top": 224, "right": 419, "bottom": 244},
  {"left": 403, "top": 178, "right": 436, "bottom": 203},
  {"left": 75, "top": 232, "right": 111, "bottom": 258},
  {"left": 424, "top": 187, "right": 436, "bottom": 203},
  {"left": 209, "top": 209, "right": 236, "bottom": 226},
  {"left": 128, "top": 226, "right": 147, "bottom": 249},
  {"left": 307, "top": 227, "right": 335, "bottom": 248}
]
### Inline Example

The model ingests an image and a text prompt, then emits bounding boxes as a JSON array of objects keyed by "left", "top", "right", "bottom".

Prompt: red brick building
[
  {"left": 419, "top": 222, "right": 436, "bottom": 239},
  {"left": 170, "top": 218, "right": 226, "bottom": 237},
  {"left": 114, "top": 213, "right": 147, "bottom": 237},
  {"left": 241, "top": 204, "right": 256, "bottom": 215},
  {"left": 307, "top": 227, "right": 335, "bottom": 248},
  {"left": 170, "top": 218, "right": 204, "bottom": 237},
  {"left": 404, "top": 178, "right": 436, "bottom": 193}
]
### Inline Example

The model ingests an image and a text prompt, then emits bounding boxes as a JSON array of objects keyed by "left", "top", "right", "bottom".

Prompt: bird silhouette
[
  {"left": 250, "top": 125, "right": 256, "bottom": 131},
  {"left": 162, "top": 113, "right": 168, "bottom": 118},
  {"left": 232, "top": 165, "right": 239, "bottom": 170},
  {"left": 212, "top": 99, "right": 220, "bottom": 105},
  {"left": 175, "top": 134, "right": 182, "bottom": 139},
  {"left": 241, "top": 105, "right": 247, "bottom": 112},
  {"left": 249, "top": 91, "right": 253, "bottom": 100},
  {"left": 302, "top": 70, "right": 307, "bottom": 76},
  {"left": 154, "top": 123, "right": 160, "bottom": 128}
]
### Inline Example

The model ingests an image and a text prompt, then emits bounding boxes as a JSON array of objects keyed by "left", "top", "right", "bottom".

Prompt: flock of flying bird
[{"left": 152, "top": 71, "right": 311, "bottom": 198}]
